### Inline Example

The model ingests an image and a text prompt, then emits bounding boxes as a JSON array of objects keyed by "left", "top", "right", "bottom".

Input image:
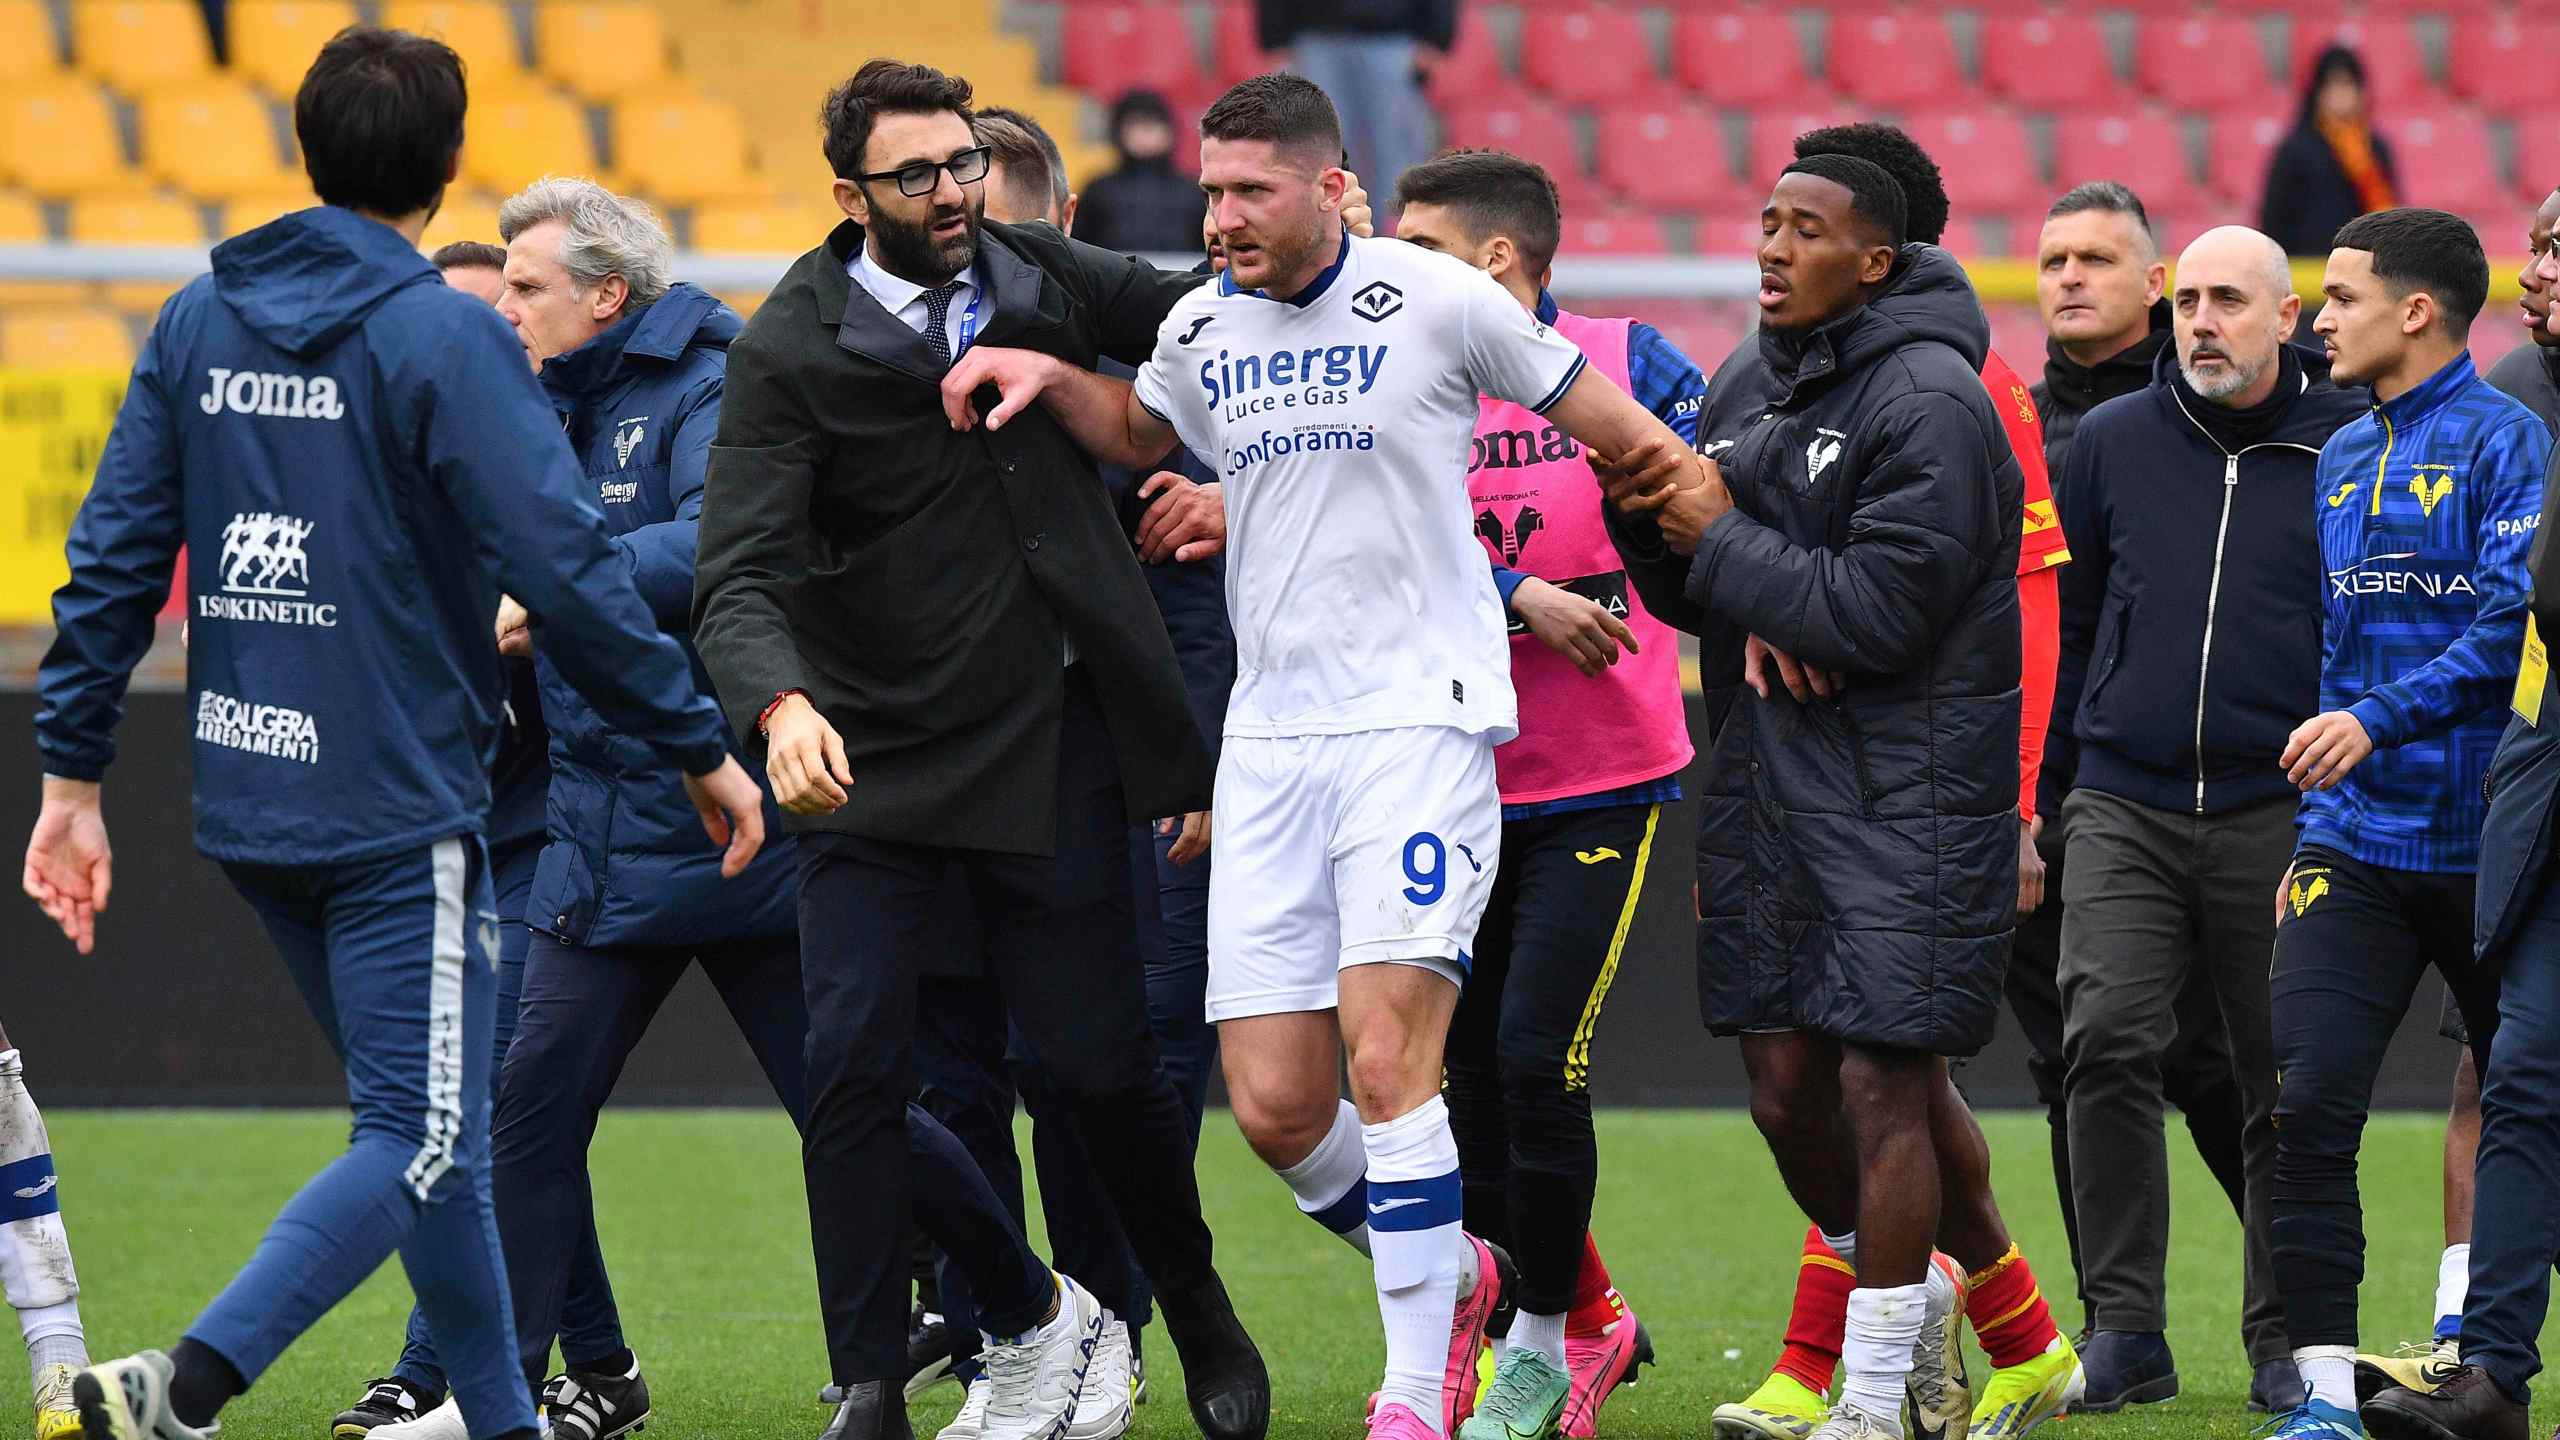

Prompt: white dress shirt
[{"left": 847, "top": 247, "right": 981, "bottom": 359}]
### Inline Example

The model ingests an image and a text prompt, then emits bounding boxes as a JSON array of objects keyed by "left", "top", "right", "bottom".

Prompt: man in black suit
[{"left": 691, "top": 59, "right": 1264, "bottom": 1440}]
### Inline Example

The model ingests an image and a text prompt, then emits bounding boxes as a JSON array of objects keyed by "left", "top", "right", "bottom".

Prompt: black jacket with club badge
[{"left": 1614, "top": 245, "right": 2022, "bottom": 1055}]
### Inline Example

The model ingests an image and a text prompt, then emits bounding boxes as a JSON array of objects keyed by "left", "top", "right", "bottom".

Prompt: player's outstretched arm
[{"left": 941, "top": 347, "right": 1176, "bottom": 468}]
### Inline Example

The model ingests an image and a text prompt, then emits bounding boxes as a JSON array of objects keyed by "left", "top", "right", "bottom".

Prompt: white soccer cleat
[
  {"left": 363, "top": 1396, "right": 470, "bottom": 1440},
  {"left": 65, "top": 1352, "right": 212, "bottom": 1440},
  {"left": 975, "top": 1275, "right": 1105, "bottom": 1440},
  {"left": 1809, "top": 1404, "right": 1905, "bottom": 1440},
  {"left": 1907, "top": 1253, "right": 1971, "bottom": 1440},
  {"left": 1064, "top": 1319, "right": 1135, "bottom": 1440},
  {"left": 938, "top": 1379, "right": 991, "bottom": 1440}
]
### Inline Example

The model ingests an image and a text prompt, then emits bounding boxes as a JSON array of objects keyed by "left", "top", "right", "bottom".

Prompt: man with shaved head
[{"left": 2044, "top": 223, "right": 2365, "bottom": 1419}]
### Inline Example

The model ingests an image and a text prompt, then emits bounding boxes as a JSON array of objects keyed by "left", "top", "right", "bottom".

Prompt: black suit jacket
[{"left": 693, "top": 218, "right": 1213, "bottom": 854}]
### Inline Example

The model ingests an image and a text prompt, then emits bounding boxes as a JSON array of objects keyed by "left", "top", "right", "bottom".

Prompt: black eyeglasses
[{"left": 854, "top": 146, "right": 993, "bottom": 198}]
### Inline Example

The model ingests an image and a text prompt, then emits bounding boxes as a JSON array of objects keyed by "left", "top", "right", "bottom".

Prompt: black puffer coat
[{"left": 1619, "top": 245, "right": 2023, "bottom": 1055}]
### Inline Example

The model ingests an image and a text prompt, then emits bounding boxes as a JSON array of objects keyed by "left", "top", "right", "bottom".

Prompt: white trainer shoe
[
  {"left": 1064, "top": 1320, "right": 1135, "bottom": 1440},
  {"left": 938, "top": 1380, "right": 992, "bottom": 1440},
  {"left": 365, "top": 1396, "right": 469, "bottom": 1440},
  {"left": 976, "top": 1275, "right": 1105, "bottom": 1440}
]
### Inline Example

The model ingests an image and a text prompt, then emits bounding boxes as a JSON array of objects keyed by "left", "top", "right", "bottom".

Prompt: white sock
[
  {"left": 1275, "top": 1099, "right": 1374, "bottom": 1256},
  {"left": 21, "top": 1300, "right": 83, "bottom": 1378},
  {"left": 1364, "top": 1096, "right": 1465, "bottom": 1437},
  {"left": 2296, "top": 1345, "right": 2356, "bottom": 1411},
  {"left": 1822, "top": 1228, "right": 1860, "bottom": 1273},
  {"left": 0, "top": 1049, "right": 80, "bottom": 1390},
  {"left": 2436, "top": 1244, "right": 2470, "bottom": 1343},
  {"left": 1841, "top": 1284, "right": 1925, "bottom": 1432},
  {"left": 1508, "top": 1309, "right": 1566, "bottom": 1370}
]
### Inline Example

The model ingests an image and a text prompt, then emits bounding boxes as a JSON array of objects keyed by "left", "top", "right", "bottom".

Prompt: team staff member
[
  {"left": 692, "top": 60, "right": 1264, "bottom": 1440},
  {"left": 1393, "top": 148, "right": 1702, "bottom": 1440},
  {"left": 24, "top": 26, "right": 771, "bottom": 1440},
  {"left": 2263, "top": 208, "right": 2546, "bottom": 1440}
]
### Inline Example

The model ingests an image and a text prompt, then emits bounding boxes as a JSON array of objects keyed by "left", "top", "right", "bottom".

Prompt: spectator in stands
[
  {"left": 2261, "top": 46, "right": 2399, "bottom": 259},
  {"left": 2049, "top": 225, "right": 2363, "bottom": 1418},
  {"left": 1257, "top": 0, "right": 1449, "bottom": 216},
  {"left": 431, "top": 240, "right": 507, "bottom": 307},
  {"left": 2028, "top": 182, "right": 2271, "bottom": 1392},
  {"left": 1075, "top": 92, "right": 1204, "bottom": 255}
]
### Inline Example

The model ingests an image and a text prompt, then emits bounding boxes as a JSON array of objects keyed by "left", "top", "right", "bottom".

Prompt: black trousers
[
  {"left": 1446, "top": 801, "right": 1661, "bottom": 1317},
  {"left": 2270, "top": 843, "right": 2501, "bottom": 1351},
  {"left": 2002, "top": 801, "right": 2254, "bottom": 1342},
  {"left": 795, "top": 671, "right": 1216, "bottom": 1383}
]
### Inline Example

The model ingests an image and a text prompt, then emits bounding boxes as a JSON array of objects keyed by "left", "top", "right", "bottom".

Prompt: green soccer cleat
[
  {"left": 1967, "top": 1336, "right": 2083, "bottom": 1439},
  {"left": 68, "top": 1352, "right": 214, "bottom": 1440},
  {"left": 2353, "top": 1338, "right": 2460, "bottom": 1406},
  {"left": 1712, "top": 1372, "right": 1829, "bottom": 1440},
  {"left": 1458, "top": 1351, "right": 1571, "bottom": 1440}
]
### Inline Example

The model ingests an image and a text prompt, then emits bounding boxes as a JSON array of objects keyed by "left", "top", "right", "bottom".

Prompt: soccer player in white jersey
[{"left": 939, "top": 73, "right": 1706, "bottom": 1440}]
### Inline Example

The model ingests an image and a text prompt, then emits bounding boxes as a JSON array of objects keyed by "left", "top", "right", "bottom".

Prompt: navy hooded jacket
[
  {"left": 37, "top": 207, "right": 730, "bottom": 867},
  {"left": 524, "top": 284, "right": 796, "bottom": 945}
]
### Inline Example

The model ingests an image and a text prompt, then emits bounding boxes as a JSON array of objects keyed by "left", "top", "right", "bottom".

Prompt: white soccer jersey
[{"left": 1135, "top": 233, "right": 1589, "bottom": 743}]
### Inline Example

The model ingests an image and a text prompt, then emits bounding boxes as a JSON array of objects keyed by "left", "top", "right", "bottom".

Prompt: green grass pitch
[{"left": 11, "top": 1108, "right": 2553, "bottom": 1438}]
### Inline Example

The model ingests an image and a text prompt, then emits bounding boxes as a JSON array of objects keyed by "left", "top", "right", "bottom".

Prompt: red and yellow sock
[
  {"left": 1565, "top": 1232, "right": 1623, "bottom": 1336},
  {"left": 1773, "top": 1227, "right": 1855, "bottom": 1395},
  {"left": 1966, "top": 1244, "right": 2061, "bottom": 1370}
]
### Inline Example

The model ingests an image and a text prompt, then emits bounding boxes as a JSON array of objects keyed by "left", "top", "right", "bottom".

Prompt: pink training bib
[{"left": 1468, "top": 309, "right": 1693, "bottom": 805}]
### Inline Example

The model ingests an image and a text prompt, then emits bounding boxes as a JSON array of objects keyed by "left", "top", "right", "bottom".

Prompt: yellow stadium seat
[
  {"left": 0, "top": 308, "right": 136, "bottom": 368},
  {"left": 461, "top": 90, "right": 597, "bottom": 194},
  {"left": 0, "top": 281, "right": 94, "bottom": 308},
  {"left": 0, "top": 1, "right": 61, "bottom": 84},
  {"left": 712, "top": 289, "right": 765, "bottom": 320},
  {"left": 137, "top": 81, "right": 298, "bottom": 201},
  {"left": 71, "top": 1, "right": 215, "bottom": 94},
  {"left": 67, "top": 195, "right": 208, "bottom": 246},
  {"left": 610, "top": 95, "right": 763, "bottom": 205},
  {"left": 218, "top": 189, "right": 319, "bottom": 239},
  {"left": 0, "top": 80, "right": 143, "bottom": 199},
  {"left": 230, "top": 1, "right": 361, "bottom": 97},
  {"left": 534, "top": 3, "right": 671, "bottom": 101},
  {"left": 104, "top": 279, "right": 186, "bottom": 317},
  {"left": 689, "top": 198, "right": 839, "bottom": 253},
  {"left": 381, "top": 1, "right": 528, "bottom": 91},
  {"left": 419, "top": 192, "right": 504, "bottom": 255},
  {"left": 0, "top": 190, "right": 43, "bottom": 242}
]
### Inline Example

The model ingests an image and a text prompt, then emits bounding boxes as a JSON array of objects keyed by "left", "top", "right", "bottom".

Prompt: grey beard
[{"left": 2183, "top": 352, "right": 2270, "bottom": 402}]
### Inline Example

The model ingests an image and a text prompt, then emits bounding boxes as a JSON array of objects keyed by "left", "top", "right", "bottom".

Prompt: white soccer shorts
[{"left": 1204, "top": 725, "right": 1502, "bottom": 1022}]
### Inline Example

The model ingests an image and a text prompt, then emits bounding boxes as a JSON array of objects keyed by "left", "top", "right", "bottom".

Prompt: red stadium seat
[
  {"left": 1744, "top": 100, "right": 1859, "bottom": 192},
  {"left": 2055, "top": 109, "right": 2208, "bottom": 213},
  {"left": 1560, "top": 206, "right": 1668, "bottom": 256},
  {"left": 2135, "top": 14, "right": 2271, "bottom": 111},
  {"left": 2388, "top": 107, "right": 2505, "bottom": 213},
  {"left": 1439, "top": 93, "right": 1602, "bottom": 209},
  {"left": 1212, "top": 2, "right": 1272, "bottom": 86},
  {"left": 2205, "top": 103, "right": 2291, "bottom": 205},
  {"left": 1062, "top": 3, "right": 1199, "bottom": 101},
  {"left": 1424, "top": 9, "right": 1508, "bottom": 104},
  {"left": 1979, "top": 10, "right": 2122, "bottom": 109},
  {"left": 2291, "top": 15, "right": 2438, "bottom": 106},
  {"left": 1825, "top": 10, "right": 1962, "bottom": 109},
  {"left": 1521, "top": 7, "right": 1657, "bottom": 107},
  {"left": 2515, "top": 107, "right": 2560, "bottom": 202},
  {"left": 2447, "top": 12, "right": 2560, "bottom": 112},
  {"left": 1638, "top": 300, "right": 1744, "bottom": 372},
  {"left": 1903, "top": 107, "right": 2040, "bottom": 218},
  {"left": 1671, "top": 8, "right": 1808, "bottom": 106},
  {"left": 1596, "top": 98, "right": 1741, "bottom": 211},
  {"left": 2146, "top": 204, "right": 2248, "bottom": 255}
]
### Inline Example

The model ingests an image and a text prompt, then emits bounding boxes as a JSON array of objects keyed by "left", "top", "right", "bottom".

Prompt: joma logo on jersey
[
  {"left": 2329, "top": 551, "right": 2477, "bottom": 599},
  {"left": 198, "top": 368, "right": 345, "bottom": 419},
  {"left": 1469, "top": 423, "right": 1582, "bottom": 475}
]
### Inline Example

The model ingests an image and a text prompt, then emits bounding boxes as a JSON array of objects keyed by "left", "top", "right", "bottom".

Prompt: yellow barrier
[
  {"left": 0, "top": 369, "right": 126, "bottom": 624},
  {"left": 1962, "top": 256, "right": 2535, "bottom": 307}
]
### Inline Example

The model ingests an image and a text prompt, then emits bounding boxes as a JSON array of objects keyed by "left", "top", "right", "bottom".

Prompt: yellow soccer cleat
[
  {"left": 2354, "top": 1338, "right": 2461, "bottom": 1406},
  {"left": 1968, "top": 1335, "right": 2084, "bottom": 1438},
  {"left": 1712, "top": 1371, "right": 1828, "bottom": 1440},
  {"left": 33, "top": 1363, "right": 78, "bottom": 1440}
]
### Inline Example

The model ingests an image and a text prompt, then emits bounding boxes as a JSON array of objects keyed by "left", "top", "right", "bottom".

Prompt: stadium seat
[
  {"left": 1671, "top": 9, "right": 1806, "bottom": 107},
  {"left": 1641, "top": 300, "right": 1744, "bottom": 369},
  {"left": 608, "top": 95, "right": 764, "bottom": 205},
  {"left": 138, "top": 81, "right": 298, "bottom": 202},
  {"left": 2515, "top": 107, "right": 2560, "bottom": 202},
  {"left": 2135, "top": 14, "right": 2271, "bottom": 112},
  {"left": 1978, "top": 10, "right": 2121, "bottom": 109},
  {"left": 230, "top": 2, "right": 360, "bottom": 96},
  {"left": 103, "top": 278, "right": 185, "bottom": 318},
  {"left": 1560, "top": 207, "right": 1667, "bottom": 257},
  {"left": 534, "top": 3, "right": 673, "bottom": 101},
  {"left": 418, "top": 192, "right": 502, "bottom": 253},
  {"left": 1894, "top": 107, "right": 2039, "bottom": 218},
  {"left": 70, "top": 1, "right": 215, "bottom": 95},
  {"left": 67, "top": 195, "right": 208, "bottom": 245},
  {"left": 1745, "top": 101, "right": 1860, "bottom": 192},
  {"left": 1212, "top": 2, "right": 1273, "bottom": 86},
  {"left": 1062, "top": 4, "right": 1199, "bottom": 102},
  {"left": 1440, "top": 94, "right": 1595, "bottom": 209},
  {"left": 1987, "top": 303, "right": 2046, "bottom": 375},
  {"left": 712, "top": 289, "right": 765, "bottom": 320},
  {"left": 2055, "top": 109, "right": 2208, "bottom": 214},
  {"left": 380, "top": 2, "right": 528, "bottom": 89},
  {"left": 2447, "top": 13, "right": 2560, "bottom": 113},
  {"left": 0, "top": 80, "right": 143, "bottom": 199},
  {"left": 0, "top": 308, "right": 136, "bottom": 368},
  {"left": 1824, "top": 10, "right": 1961, "bottom": 109},
  {"left": 1596, "top": 99, "right": 1740, "bottom": 212},
  {"left": 461, "top": 89, "right": 597, "bottom": 194},
  {"left": 2291, "top": 16, "right": 2438, "bottom": 105},
  {"left": 2205, "top": 104, "right": 2290, "bottom": 207},
  {"left": 1521, "top": 7, "right": 1657, "bottom": 107},
  {"left": 690, "top": 198, "right": 838, "bottom": 252},
  {"left": 2146, "top": 204, "right": 2248, "bottom": 254},
  {"left": 0, "top": 1, "right": 62, "bottom": 83},
  {"left": 1423, "top": 10, "right": 1508, "bottom": 105},
  {"left": 2387, "top": 107, "right": 2505, "bottom": 213},
  {"left": 218, "top": 189, "right": 319, "bottom": 238}
]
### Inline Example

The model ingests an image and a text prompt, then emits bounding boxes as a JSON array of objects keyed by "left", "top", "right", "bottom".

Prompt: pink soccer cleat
[
  {"left": 1369, "top": 1400, "right": 1442, "bottom": 1440},
  {"left": 1445, "top": 1235, "right": 1509, "bottom": 1434},
  {"left": 1559, "top": 1289, "right": 1656, "bottom": 1438}
]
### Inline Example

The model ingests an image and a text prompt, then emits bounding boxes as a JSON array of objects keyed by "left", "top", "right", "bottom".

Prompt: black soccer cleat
[
  {"left": 332, "top": 1377, "right": 438, "bottom": 1439},
  {"left": 540, "top": 1362, "right": 651, "bottom": 1440},
  {"left": 907, "top": 1302, "right": 962, "bottom": 1401}
]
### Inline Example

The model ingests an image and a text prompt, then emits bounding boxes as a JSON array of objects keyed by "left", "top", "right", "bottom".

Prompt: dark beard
[{"left": 869, "top": 201, "right": 978, "bottom": 286}]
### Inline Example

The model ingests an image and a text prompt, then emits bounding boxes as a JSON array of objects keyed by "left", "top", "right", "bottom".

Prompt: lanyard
[{"left": 952, "top": 274, "right": 982, "bottom": 357}]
